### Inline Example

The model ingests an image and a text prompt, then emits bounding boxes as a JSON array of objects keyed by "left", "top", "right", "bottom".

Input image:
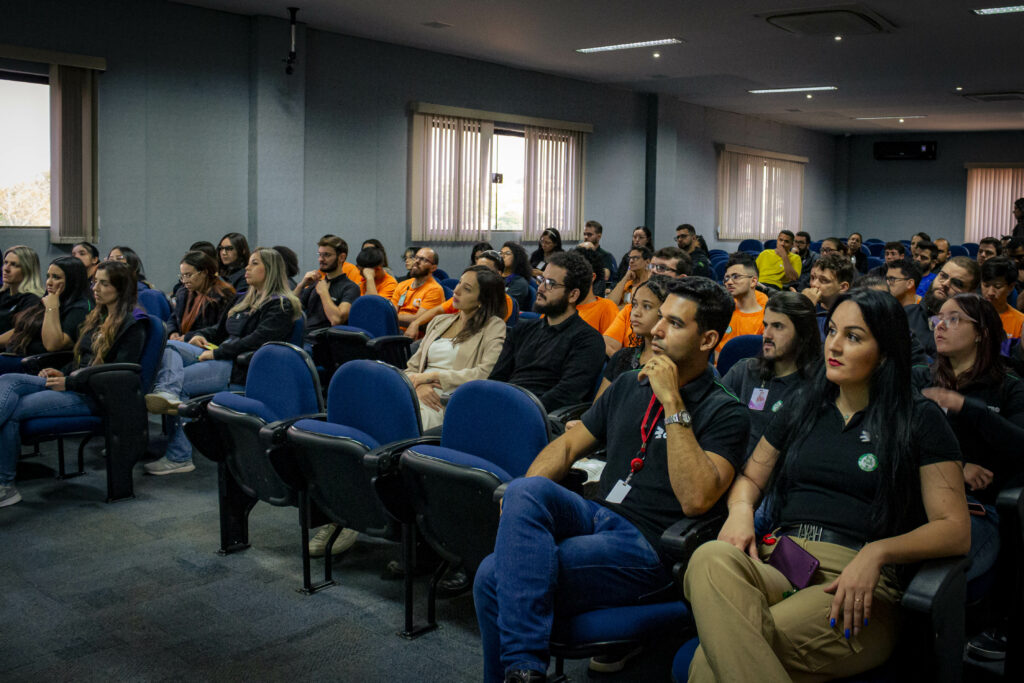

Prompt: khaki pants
[{"left": 683, "top": 539, "right": 903, "bottom": 682}]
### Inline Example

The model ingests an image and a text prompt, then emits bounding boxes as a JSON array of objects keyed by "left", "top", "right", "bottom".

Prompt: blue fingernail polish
[
  {"left": 844, "top": 628, "right": 850, "bottom": 639},
  {"left": 830, "top": 618, "right": 835, "bottom": 627},
  {"left": 864, "top": 618, "right": 869, "bottom": 626}
]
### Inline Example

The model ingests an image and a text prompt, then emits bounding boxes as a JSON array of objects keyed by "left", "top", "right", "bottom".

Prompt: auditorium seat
[
  {"left": 738, "top": 239, "right": 763, "bottom": 252},
  {"left": 138, "top": 288, "right": 171, "bottom": 322},
  {"left": 716, "top": 334, "right": 762, "bottom": 376}
]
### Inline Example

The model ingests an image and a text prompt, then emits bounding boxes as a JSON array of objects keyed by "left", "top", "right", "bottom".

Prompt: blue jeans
[
  {"left": 0, "top": 373, "right": 96, "bottom": 485},
  {"left": 156, "top": 341, "right": 233, "bottom": 463},
  {"left": 966, "top": 495, "right": 1000, "bottom": 584},
  {"left": 472, "top": 477, "right": 673, "bottom": 682}
]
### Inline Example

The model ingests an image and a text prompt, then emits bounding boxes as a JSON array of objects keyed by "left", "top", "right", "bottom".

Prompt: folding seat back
[
  {"left": 400, "top": 380, "right": 549, "bottom": 574},
  {"left": 716, "top": 335, "right": 763, "bottom": 376},
  {"left": 207, "top": 342, "right": 322, "bottom": 507},
  {"left": 738, "top": 238, "right": 763, "bottom": 252},
  {"left": 138, "top": 289, "right": 171, "bottom": 321},
  {"left": 349, "top": 295, "right": 400, "bottom": 337}
]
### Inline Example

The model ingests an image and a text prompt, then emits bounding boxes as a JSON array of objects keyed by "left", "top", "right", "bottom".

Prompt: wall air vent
[
  {"left": 757, "top": 4, "right": 896, "bottom": 35},
  {"left": 961, "top": 91, "right": 1024, "bottom": 103}
]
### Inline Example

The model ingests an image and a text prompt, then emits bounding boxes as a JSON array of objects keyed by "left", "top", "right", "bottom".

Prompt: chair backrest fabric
[
  {"left": 348, "top": 295, "right": 399, "bottom": 337},
  {"left": 138, "top": 289, "right": 171, "bottom": 321},
  {"left": 243, "top": 342, "right": 322, "bottom": 422},
  {"left": 716, "top": 335, "right": 763, "bottom": 376},
  {"left": 327, "top": 359, "right": 421, "bottom": 443}
]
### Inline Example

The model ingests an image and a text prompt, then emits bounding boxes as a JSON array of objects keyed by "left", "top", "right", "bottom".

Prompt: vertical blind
[
  {"left": 523, "top": 126, "right": 584, "bottom": 241},
  {"left": 717, "top": 147, "right": 805, "bottom": 240},
  {"left": 965, "top": 167, "right": 1024, "bottom": 242},
  {"left": 49, "top": 64, "right": 97, "bottom": 244}
]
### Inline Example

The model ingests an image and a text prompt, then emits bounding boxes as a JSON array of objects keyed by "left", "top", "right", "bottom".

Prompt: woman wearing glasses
[
  {"left": 685, "top": 288, "right": 968, "bottom": 680},
  {"left": 529, "top": 228, "right": 563, "bottom": 278},
  {"left": 107, "top": 246, "right": 153, "bottom": 291},
  {"left": 616, "top": 226, "right": 652, "bottom": 281},
  {"left": 912, "top": 293, "right": 1024, "bottom": 584},
  {"left": 167, "top": 250, "right": 237, "bottom": 341},
  {"left": 607, "top": 245, "right": 651, "bottom": 307},
  {"left": 217, "top": 232, "right": 251, "bottom": 293},
  {"left": 500, "top": 242, "right": 534, "bottom": 313}
]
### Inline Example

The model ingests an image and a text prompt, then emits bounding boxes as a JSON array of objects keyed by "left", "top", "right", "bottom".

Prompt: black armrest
[
  {"left": 997, "top": 485, "right": 1024, "bottom": 522},
  {"left": 900, "top": 556, "right": 969, "bottom": 614},
  {"left": 365, "top": 435, "right": 442, "bottom": 474},
  {"left": 235, "top": 351, "right": 253, "bottom": 370},
  {"left": 69, "top": 362, "right": 142, "bottom": 383},
  {"left": 548, "top": 402, "right": 590, "bottom": 425},
  {"left": 258, "top": 412, "right": 327, "bottom": 447},
  {"left": 306, "top": 327, "right": 331, "bottom": 340},
  {"left": 367, "top": 335, "right": 413, "bottom": 366},
  {"left": 660, "top": 514, "right": 725, "bottom": 565},
  {"left": 21, "top": 350, "right": 74, "bottom": 374},
  {"left": 493, "top": 482, "right": 509, "bottom": 503},
  {"left": 177, "top": 391, "right": 242, "bottom": 419}
]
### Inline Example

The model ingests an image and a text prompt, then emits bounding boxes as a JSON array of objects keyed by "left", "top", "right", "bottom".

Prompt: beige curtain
[
  {"left": 523, "top": 126, "right": 584, "bottom": 241},
  {"left": 414, "top": 114, "right": 491, "bottom": 242},
  {"left": 49, "top": 64, "right": 97, "bottom": 244},
  {"left": 965, "top": 167, "right": 1024, "bottom": 242},
  {"left": 717, "top": 148, "right": 804, "bottom": 240}
]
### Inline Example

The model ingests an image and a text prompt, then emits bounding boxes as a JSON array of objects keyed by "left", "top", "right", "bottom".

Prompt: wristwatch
[{"left": 664, "top": 410, "right": 692, "bottom": 428}]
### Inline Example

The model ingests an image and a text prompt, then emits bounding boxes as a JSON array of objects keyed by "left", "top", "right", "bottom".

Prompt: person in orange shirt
[
  {"left": 981, "top": 257, "right": 1024, "bottom": 343},
  {"left": 603, "top": 247, "right": 691, "bottom": 356},
  {"left": 572, "top": 246, "right": 619, "bottom": 334},
  {"left": 355, "top": 246, "right": 398, "bottom": 299},
  {"left": 392, "top": 247, "right": 445, "bottom": 331},
  {"left": 606, "top": 245, "right": 651, "bottom": 307},
  {"left": 716, "top": 254, "right": 765, "bottom": 355},
  {"left": 404, "top": 250, "right": 513, "bottom": 337}
]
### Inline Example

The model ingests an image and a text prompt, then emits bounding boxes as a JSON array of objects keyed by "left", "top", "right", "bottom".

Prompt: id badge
[
  {"left": 748, "top": 387, "right": 770, "bottom": 411},
  {"left": 606, "top": 479, "right": 631, "bottom": 504},
  {"left": 398, "top": 292, "right": 407, "bottom": 307}
]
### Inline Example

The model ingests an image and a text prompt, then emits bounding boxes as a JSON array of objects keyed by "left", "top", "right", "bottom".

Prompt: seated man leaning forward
[{"left": 473, "top": 276, "right": 750, "bottom": 683}]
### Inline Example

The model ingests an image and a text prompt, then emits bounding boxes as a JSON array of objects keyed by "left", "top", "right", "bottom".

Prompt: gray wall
[
  {"left": 654, "top": 98, "right": 839, "bottom": 253},
  {"left": 843, "top": 131, "right": 1024, "bottom": 244}
]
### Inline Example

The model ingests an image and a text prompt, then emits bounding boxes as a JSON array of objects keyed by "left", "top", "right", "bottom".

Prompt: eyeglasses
[
  {"left": 929, "top": 313, "right": 977, "bottom": 331},
  {"left": 412, "top": 256, "right": 434, "bottom": 264},
  {"left": 499, "top": 250, "right": 513, "bottom": 257},
  {"left": 218, "top": 246, "right": 235, "bottom": 252},
  {"left": 627, "top": 255, "right": 646, "bottom": 262},
  {"left": 722, "top": 273, "right": 753, "bottom": 283},
  {"left": 934, "top": 271, "right": 966, "bottom": 291},
  {"left": 884, "top": 276, "right": 910, "bottom": 284},
  {"left": 178, "top": 272, "right": 199, "bottom": 282},
  {"left": 648, "top": 263, "right": 676, "bottom": 274},
  {"left": 537, "top": 277, "right": 566, "bottom": 291},
  {"left": 820, "top": 247, "right": 839, "bottom": 255},
  {"left": 479, "top": 250, "right": 502, "bottom": 261}
]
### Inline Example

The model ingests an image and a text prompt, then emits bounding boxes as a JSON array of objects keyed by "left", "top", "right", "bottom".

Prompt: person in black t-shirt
[
  {"left": 292, "top": 235, "right": 359, "bottom": 339},
  {"left": 0, "top": 246, "right": 44, "bottom": 335},
  {"left": 0, "top": 257, "right": 91, "bottom": 372},
  {"left": 475, "top": 277, "right": 748, "bottom": 683},
  {"left": 684, "top": 288, "right": 968, "bottom": 682}
]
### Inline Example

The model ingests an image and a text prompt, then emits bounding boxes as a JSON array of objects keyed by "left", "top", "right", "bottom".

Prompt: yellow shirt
[{"left": 755, "top": 250, "right": 802, "bottom": 288}]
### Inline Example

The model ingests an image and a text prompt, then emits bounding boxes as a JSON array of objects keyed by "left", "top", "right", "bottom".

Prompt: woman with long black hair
[
  {"left": 167, "top": 250, "right": 237, "bottom": 341},
  {"left": 912, "top": 293, "right": 1024, "bottom": 584},
  {"left": 684, "top": 288, "right": 969, "bottom": 681},
  {"left": 0, "top": 261, "right": 147, "bottom": 507},
  {"left": 529, "top": 228, "right": 563, "bottom": 277},
  {"left": 217, "top": 232, "right": 251, "bottom": 293},
  {"left": 0, "top": 257, "right": 91, "bottom": 373},
  {"left": 500, "top": 242, "right": 534, "bottom": 313}
]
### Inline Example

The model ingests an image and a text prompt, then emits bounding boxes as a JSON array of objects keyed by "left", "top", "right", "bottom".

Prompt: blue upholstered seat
[{"left": 716, "top": 334, "right": 762, "bottom": 376}]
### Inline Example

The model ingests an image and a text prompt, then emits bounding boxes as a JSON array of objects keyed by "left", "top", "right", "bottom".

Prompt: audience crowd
[{"left": 3, "top": 197, "right": 1024, "bottom": 682}]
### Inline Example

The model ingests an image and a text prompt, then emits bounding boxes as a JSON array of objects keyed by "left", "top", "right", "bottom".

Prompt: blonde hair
[
  {"left": 2, "top": 245, "right": 44, "bottom": 297},
  {"left": 228, "top": 247, "right": 301, "bottom": 320}
]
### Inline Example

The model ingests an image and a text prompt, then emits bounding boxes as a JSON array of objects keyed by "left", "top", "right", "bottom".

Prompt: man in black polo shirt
[
  {"left": 488, "top": 251, "right": 605, "bottom": 412},
  {"left": 904, "top": 256, "right": 980, "bottom": 358},
  {"left": 675, "top": 223, "right": 712, "bottom": 279},
  {"left": 583, "top": 219, "right": 617, "bottom": 282},
  {"left": 475, "top": 277, "right": 749, "bottom": 683},
  {"left": 293, "top": 235, "right": 360, "bottom": 342}
]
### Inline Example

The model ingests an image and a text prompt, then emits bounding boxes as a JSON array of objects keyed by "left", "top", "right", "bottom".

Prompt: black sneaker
[{"left": 966, "top": 629, "right": 1007, "bottom": 661}]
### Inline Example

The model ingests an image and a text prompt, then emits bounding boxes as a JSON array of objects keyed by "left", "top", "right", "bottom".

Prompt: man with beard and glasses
[
  {"left": 675, "top": 224, "right": 712, "bottom": 279},
  {"left": 293, "top": 235, "right": 360, "bottom": 339},
  {"left": 391, "top": 247, "right": 445, "bottom": 333},
  {"left": 793, "top": 231, "right": 818, "bottom": 290},
  {"left": 488, "top": 251, "right": 605, "bottom": 411},
  {"left": 801, "top": 254, "right": 854, "bottom": 339},
  {"left": 885, "top": 258, "right": 922, "bottom": 308},
  {"left": 475, "top": 277, "right": 748, "bottom": 683},
  {"left": 721, "top": 292, "right": 820, "bottom": 456},
  {"left": 904, "top": 256, "right": 981, "bottom": 358},
  {"left": 716, "top": 254, "right": 764, "bottom": 356}
]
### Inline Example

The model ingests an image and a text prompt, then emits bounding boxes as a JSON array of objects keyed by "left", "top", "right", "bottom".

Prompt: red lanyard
[{"left": 628, "top": 394, "right": 664, "bottom": 482}]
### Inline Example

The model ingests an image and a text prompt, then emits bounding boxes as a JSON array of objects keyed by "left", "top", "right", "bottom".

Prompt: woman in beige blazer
[{"left": 405, "top": 265, "right": 507, "bottom": 430}]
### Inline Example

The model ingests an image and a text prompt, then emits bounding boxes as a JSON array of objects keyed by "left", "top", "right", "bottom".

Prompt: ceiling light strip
[
  {"left": 854, "top": 115, "right": 927, "bottom": 120},
  {"left": 972, "top": 5, "right": 1024, "bottom": 15},
  {"left": 576, "top": 39, "right": 681, "bottom": 53},
  {"left": 748, "top": 86, "right": 838, "bottom": 94}
]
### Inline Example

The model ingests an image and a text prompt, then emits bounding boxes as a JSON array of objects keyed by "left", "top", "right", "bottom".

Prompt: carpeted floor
[{"left": 0, "top": 427, "right": 686, "bottom": 682}]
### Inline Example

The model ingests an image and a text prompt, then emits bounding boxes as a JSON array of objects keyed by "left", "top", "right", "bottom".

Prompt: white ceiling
[{"left": 176, "top": 0, "right": 1024, "bottom": 134}]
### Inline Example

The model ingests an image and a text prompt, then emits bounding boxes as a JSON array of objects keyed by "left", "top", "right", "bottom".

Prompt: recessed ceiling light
[
  {"left": 972, "top": 5, "right": 1024, "bottom": 15},
  {"left": 749, "top": 86, "right": 838, "bottom": 94},
  {"left": 956, "top": 86, "right": 964, "bottom": 91},
  {"left": 576, "top": 38, "right": 682, "bottom": 53},
  {"left": 652, "top": 52, "right": 661, "bottom": 58},
  {"left": 806, "top": 94, "right": 813, "bottom": 99},
  {"left": 834, "top": 35, "right": 843, "bottom": 41},
  {"left": 853, "top": 115, "right": 927, "bottom": 120}
]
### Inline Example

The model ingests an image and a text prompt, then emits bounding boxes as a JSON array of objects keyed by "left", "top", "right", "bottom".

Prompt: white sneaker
[
  {"left": 308, "top": 524, "right": 359, "bottom": 557},
  {"left": 144, "top": 456, "right": 195, "bottom": 476},
  {"left": 0, "top": 484, "right": 21, "bottom": 508},
  {"left": 145, "top": 392, "right": 182, "bottom": 416}
]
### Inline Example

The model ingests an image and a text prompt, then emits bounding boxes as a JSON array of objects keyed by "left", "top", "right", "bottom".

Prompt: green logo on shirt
[
  {"left": 858, "top": 453, "right": 878, "bottom": 472},
  {"left": 771, "top": 400, "right": 783, "bottom": 413}
]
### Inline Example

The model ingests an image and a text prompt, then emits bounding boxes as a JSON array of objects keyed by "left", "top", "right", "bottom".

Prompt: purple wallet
[{"left": 767, "top": 536, "right": 820, "bottom": 589}]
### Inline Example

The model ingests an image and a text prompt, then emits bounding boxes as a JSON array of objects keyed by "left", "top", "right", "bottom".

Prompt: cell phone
[{"left": 968, "top": 502, "right": 986, "bottom": 517}]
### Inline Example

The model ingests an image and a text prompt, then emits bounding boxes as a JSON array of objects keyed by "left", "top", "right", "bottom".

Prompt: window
[
  {"left": 964, "top": 165, "right": 1024, "bottom": 241},
  {"left": 0, "top": 74, "right": 50, "bottom": 227},
  {"left": 717, "top": 144, "right": 806, "bottom": 241},
  {"left": 410, "top": 104, "right": 589, "bottom": 242}
]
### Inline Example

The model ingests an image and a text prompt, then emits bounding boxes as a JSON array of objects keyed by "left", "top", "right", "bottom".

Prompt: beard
[{"left": 535, "top": 291, "right": 570, "bottom": 317}]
